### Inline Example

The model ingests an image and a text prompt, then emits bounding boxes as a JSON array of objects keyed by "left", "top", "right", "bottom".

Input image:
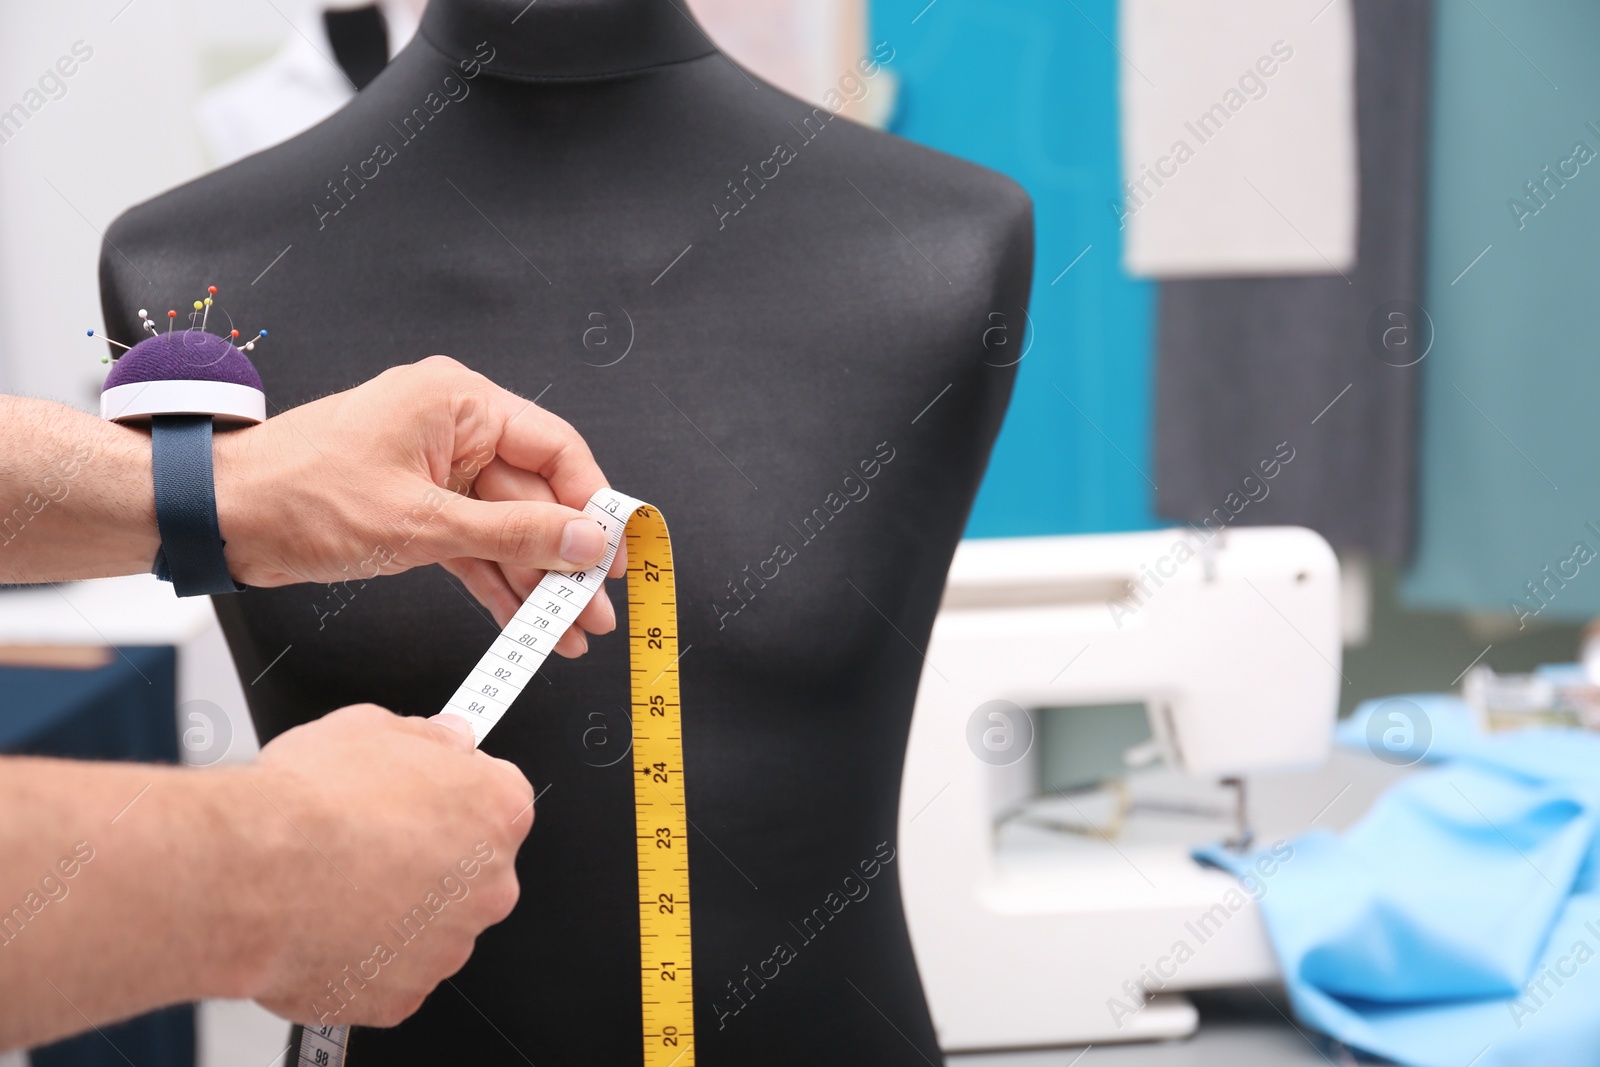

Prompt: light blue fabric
[
  {"left": 871, "top": 0, "right": 1156, "bottom": 538},
  {"left": 1335, "top": 693, "right": 1482, "bottom": 763},
  {"left": 1200, "top": 724, "right": 1600, "bottom": 1066},
  {"left": 1402, "top": 0, "right": 1600, "bottom": 620}
]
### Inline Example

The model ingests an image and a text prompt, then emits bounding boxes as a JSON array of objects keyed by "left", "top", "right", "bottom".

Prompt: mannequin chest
[
  {"left": 190, "top": 214, "right": 998, "bottom": 716},
  {"left": 100, "top": 61, "right": 1025, "bottom": 720}
]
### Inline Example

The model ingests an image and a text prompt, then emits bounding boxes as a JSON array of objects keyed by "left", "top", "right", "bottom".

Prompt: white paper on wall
[{"left": 1118, "top": 0, "right": 1358, "bottom": 278}]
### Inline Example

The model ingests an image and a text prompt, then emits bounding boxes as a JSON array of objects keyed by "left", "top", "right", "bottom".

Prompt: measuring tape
[{"left": 296, "top": 487, "right": 693, "bottom": 1067}]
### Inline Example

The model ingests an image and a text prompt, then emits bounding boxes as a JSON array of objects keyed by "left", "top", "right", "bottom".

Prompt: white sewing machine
[{"left": 899, "top": 526, "right": 1340, "bottom": 1050}]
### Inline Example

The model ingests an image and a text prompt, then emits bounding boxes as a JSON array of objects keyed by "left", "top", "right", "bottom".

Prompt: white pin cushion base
[{"left": 101, "top": 380, "right": 266, "bottom": 424}]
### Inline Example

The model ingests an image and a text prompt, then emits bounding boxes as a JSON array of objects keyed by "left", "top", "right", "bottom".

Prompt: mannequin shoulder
[
  {"left": 838, "top": 117, "right": 1033, "bottom": 224},
  {"left": 100, "top": 156, "right": 303, "bottom": 314},
  {"left": 805, "top": 112, "right": 1035, "bottom": 276}
]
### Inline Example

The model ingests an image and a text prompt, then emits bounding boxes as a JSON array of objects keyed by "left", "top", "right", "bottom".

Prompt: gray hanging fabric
[{"left": 1151, "top": 0, "right": 1432, "bottom": 560}]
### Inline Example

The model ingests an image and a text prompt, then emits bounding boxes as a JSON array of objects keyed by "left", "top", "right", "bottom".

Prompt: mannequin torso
[{"left": 102, "top": 2, "right": 1032, "bottom": 1062}]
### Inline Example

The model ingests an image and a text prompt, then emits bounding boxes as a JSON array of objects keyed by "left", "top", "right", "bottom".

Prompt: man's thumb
[{"left": 426, "top": 497, "right": 608, "bottom": 571}]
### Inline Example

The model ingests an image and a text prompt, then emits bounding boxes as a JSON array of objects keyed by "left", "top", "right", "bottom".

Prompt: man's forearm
[
  {"left": 0, "top": 397, "right": 160, "bottom": 583},
  {"left": 0, "top": 365, "right": 621, "bottom": 645},
  {"left": 0, "top": 757, "right": 283, "bottom": 1051}
]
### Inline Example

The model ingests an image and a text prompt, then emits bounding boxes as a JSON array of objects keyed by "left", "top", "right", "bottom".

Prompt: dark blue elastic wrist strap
[{"left": 151, "top": 415, "right": 245, "bottom": 597}]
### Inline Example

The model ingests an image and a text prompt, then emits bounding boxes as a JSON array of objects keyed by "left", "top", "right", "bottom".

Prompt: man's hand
[
  {"left": 0, "top": 705, "right": 537, "bottom": 1049},
  {"left": 214, "top": 356, "right": 623, "bottom": 655},
  {"left": 243, "top": 706, "right": 532, "bottom": 1027},
  {"left": 0, "top": 359, "right": 622, "bottom": 654}
]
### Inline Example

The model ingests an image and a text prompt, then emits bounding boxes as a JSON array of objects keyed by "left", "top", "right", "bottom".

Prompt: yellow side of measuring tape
[
  {"left": 625, "top": 505, "right": 695, "bottom": 1065},
  {"left": 299, "top": 489, "right": 694, "bottom": 1067}
]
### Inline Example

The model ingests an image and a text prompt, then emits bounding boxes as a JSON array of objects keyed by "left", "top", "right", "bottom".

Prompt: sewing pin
[
  {"left": 202, "top": 285, "right": 216, "bottom": 330},
  {"left": 87, "top": 329, "right": 131, "bottom": 362}
]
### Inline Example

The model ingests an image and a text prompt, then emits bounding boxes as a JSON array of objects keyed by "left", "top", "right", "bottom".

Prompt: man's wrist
[
  {"left": 211, "top": 425, "right": 269, "bottom": 586},
  {"left": 93, "top": 418, "right": 164, "bottom": 573},
  {"left": 178, "top": 765, "right": 301, "bottom": 1001}
]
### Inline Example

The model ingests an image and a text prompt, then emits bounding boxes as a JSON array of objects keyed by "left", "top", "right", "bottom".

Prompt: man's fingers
[
  {"left": 552, "top": 626, "right": 588, "bottom": 659},
  {"left": 485, "top": 754, "right": 537, "bottom": 840},
  {"left": 576, "top": 589, "right": 616, "bottom": 635},
  {"left": 430, "top": 497, "right": 607, "bottom": 572},
  {"left": 436, "top": 459, "right": 617, "bottom": 646},
  {"left": 473, "top": 456, "right": 627, "bottom": 581},
  {"left": 441, "top": 557, "right": 522, "bottom": 628},
  {"left": 473, "top": 459, "right": 564, "bottom": 599},
  {"left": 425, "top": 713, "right": 476, "bottom": 751},
  {"left": 472, "top": 457, "right": 558, "bottom": 506},
  {"left": 489, "top": 390, "right": 609, "bottom": 510}
]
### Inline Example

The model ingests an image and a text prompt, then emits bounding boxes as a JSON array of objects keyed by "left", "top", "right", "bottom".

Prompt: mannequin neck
[{"left": 420, "top": 0, "right": 716, "bottom": 80}]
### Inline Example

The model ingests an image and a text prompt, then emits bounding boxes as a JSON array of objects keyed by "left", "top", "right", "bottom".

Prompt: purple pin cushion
[{"left": 100, "top": 331, "right": 267, "bottom": 426}]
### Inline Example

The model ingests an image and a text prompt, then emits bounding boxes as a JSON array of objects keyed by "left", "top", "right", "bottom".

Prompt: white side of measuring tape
[
  {"left": 297, "top": 486, "right": 647, "bottom": 1067},
  {"left": 441, "top": 486, "right": 645, "bottom": 745}
]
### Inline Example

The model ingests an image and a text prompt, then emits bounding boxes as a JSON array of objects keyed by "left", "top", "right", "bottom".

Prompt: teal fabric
[
  {"left": 1200, "top": 724, "right": 1600, "bottom": 1066},
  {"left": 1402, "top": 0, "right": 1600, "bottom": 620},
  {"left": 871, "top": 0, "right": 1156, "bottom": 538}
]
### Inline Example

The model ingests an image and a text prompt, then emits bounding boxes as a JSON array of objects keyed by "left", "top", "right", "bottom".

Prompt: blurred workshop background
[
  {"left": 5, "top": 0, "right": 1593, "bottom": 716},
  {"left": 3, "top": 1, "right": 1599, "bottom": 1065}
]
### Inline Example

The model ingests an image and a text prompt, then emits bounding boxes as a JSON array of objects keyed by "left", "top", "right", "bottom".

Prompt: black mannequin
[{"left": 101, "top": 1, "right": 1032, "bottom": 1062}]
